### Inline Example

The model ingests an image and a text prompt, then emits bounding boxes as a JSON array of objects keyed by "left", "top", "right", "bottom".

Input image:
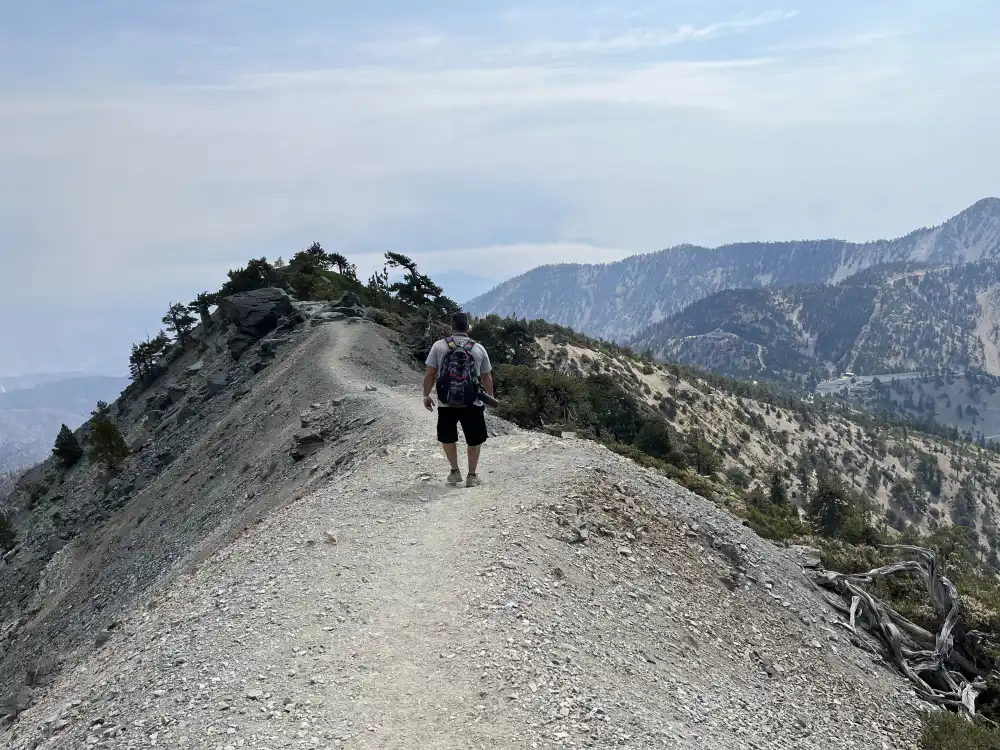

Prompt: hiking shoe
[
  {"left": 446, "top": 469, "right": 463, "bottom": 485},
  {"left": 465, "top": 474, "right": 481, "bottom": 488}
]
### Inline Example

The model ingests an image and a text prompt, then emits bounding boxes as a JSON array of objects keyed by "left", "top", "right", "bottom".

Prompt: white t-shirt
[{"left": 425, "top": 334, "right": 492, "bottom": 407}]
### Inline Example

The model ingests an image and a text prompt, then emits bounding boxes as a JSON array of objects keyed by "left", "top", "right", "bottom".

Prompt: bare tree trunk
[{"left": 812, "top": 545, "right": 991, "bottom": 717}]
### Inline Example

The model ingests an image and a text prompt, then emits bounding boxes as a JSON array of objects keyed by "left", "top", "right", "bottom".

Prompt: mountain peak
[
  {"left": 949, "top": 196, "right": 1000, "bottom": 220},
  {"left": 467, "top": 200, "right": 1000, "bottom": 341}
]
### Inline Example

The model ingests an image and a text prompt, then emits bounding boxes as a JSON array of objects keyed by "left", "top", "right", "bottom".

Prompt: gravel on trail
[{"left": 6, "top": 320, "right": 925, "bottom": 749}]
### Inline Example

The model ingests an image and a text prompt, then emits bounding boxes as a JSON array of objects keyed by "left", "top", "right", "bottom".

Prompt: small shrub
[
  {"left": 726, "top": 467, "right": 750, "bottom": 489},
  {"left": 743, "top": 487, "right": 809, "bottom": 541},
  {"left": 921, "top": 711, "right": 1000, "bottom": 750},
  {"left": 666, "top": 467, "right": 718, "bottom": 501}
]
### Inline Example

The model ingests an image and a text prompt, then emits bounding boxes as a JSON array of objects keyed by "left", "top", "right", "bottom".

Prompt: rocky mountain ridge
[
  {"left": 3, "top": 280, "right": 1000, "bottom": 746},
  {"left": 532, "top": 332, "right": 1000, "bottom": 555},
  {"left": 0, "top": 297, "right": 935, "bottom": 749},
  {"left": 466, "top": 198, "right": 1000, "bottom": 342},
  {"left": 629, "top": 259, "right": 1000, "bottom": 391}
]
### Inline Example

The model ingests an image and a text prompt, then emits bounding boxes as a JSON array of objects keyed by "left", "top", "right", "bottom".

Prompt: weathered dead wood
[{"left": 811, "top": 545, "right": 993, "bottom": 715}]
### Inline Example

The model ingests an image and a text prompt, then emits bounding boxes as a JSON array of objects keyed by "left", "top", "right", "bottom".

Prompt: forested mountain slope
[{"left": 631, "top": 260, "right": 1000, "bottom": 389}]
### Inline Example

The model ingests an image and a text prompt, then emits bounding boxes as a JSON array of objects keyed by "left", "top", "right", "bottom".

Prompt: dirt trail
[{"left": 7, "top": 321, "right": 924, "bottom": 749}]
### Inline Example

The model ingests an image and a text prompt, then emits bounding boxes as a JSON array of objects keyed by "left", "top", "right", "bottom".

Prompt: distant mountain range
[
  {"left": 629, "top": 261, "right": 1000, "bottom": 387},
  {"left": 0, "top": 374, "right": 129, "bottom": 473},
  {"left": 466, "top": 198, "right": 1000, "bottom": 342}
]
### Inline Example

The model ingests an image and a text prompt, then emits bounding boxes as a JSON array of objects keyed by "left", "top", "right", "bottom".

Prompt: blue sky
[{"left": 2, "top": 0, "right": 999, "bottom": 374}]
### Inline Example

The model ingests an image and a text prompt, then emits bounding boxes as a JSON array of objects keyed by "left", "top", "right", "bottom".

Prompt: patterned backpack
[{"left": 436, "top": 337, "right": 481, "bottom": 407}]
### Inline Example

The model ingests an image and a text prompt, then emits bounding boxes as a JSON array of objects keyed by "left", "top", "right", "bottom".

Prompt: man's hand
[{"left": 422, "top": 365, "right": 437, "bottom": 412}]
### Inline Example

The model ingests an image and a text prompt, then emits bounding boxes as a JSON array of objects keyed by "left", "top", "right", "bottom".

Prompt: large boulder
[
  {"left": 219, "top": 288, "right": 294, "bottom": 359},
  {"left": 290, "top": 431, "right": 324, "bottom": 461},
  {"left": 332, "top": 291, "right": 363, "bottom": 308},
  {"left": 205, "top": 374, "right": 230, "bottom": 398}
]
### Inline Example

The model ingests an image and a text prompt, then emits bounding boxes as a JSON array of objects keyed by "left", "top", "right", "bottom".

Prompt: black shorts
[{"left": 437, "top": 406, "right": 488, "bottom": 447}]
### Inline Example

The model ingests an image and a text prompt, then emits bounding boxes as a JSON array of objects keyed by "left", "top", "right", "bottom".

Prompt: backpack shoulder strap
[
  {"left": 445, "top": 337, "right": 457, "bottom": 350},
  {"left": 460, "top": 338, "right": 476, "bottom": 352}
]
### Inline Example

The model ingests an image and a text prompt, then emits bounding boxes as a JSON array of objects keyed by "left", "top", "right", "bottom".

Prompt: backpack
[{"left": 436, "top": 337, "right": 481, "bottom": 407}]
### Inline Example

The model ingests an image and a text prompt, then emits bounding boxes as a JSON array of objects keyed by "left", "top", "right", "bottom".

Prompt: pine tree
[
  {"left": 768, "top": 471, "right": 788, "bottom": 507},
  {"left": 52, "top": 424, "right": 83, "bottom": 468},
  {"left": 329, "top": 251, "right": 358, "bottom": 281},
  {"left": 91, "top": 400, "right": 112, "bottom": 422},
  {"left": 304, "top": 242, "right": 330, "bottom": 265},
  {"left": 87, "top": 408, "right": 129, "bottom": 472},
  {"left": 0, "top": 512, "right": 14, "bottom": 552},
  {"left": 188, "top": 292, "right": 216, "bottom": 331},
  {"left": 367, "top": 267, "right": 390, "bottom": 309},
  {"left": 128, "top": 333, "right": 171, "bottom": 382},
  {"left": 162, "top": 302, "right": 197, "bottom": 345},
  {"left": 219, "top": 257, "right": 283, "bottom": 296},
  {"left": 385, "top": 252, "right": 444, "bottom": 307}
]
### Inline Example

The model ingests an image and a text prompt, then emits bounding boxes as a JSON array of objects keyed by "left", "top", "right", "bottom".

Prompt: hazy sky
[{"left": 2, "top": 0, "right": 999, "bottom": 375}]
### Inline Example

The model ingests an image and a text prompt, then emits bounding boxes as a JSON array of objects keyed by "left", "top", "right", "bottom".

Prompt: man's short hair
[{"left": 452, "top": 312, "right": 470, "bottom": 332}]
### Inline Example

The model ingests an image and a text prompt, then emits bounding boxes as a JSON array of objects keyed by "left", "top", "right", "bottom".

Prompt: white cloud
[
  {"left": 517, "top": 10, "right": 798, "bottom": 57},
  {"left": 0, "top": 43, "right": 986, "bottom": 307},
  {"left": 769, "top": 30, "right": 896, "bottom": 52},
  {"left": 2, "top": 1, "right": 1000, "bottom": 371}
]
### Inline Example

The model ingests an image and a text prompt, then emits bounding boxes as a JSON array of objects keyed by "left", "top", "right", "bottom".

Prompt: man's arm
[
  {"left": 477, "top": 346, "right": 493, "bottom": 397},
  {"left": 422, "top": 366, "right": 437, "bottom": 410},
  {"left": 480, "top": 371, "right": 494, "bottom": 397}
]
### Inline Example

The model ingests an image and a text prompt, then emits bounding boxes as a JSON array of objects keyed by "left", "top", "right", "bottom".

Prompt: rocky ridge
[
  {"left": 0, "top": 288, "right": 408, "bottom": 727},
  {"left": 534, "top": 335, "right": 1000, "bottom": 560},
  {"left": 0, "top": 303, "right": 935, "bottom": 748}
]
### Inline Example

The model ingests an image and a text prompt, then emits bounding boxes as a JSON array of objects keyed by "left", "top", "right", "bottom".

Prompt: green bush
[
  {"left": 743, "top": 487, "right": 808, "bottom": 541},
  {"left": 921, "top": 711, "right": 1000, "bottom": 749}
]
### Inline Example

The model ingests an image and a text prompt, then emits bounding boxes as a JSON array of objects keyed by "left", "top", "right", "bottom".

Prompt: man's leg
[
  {"left": 461, "top": 407, "right": 488, "bottom": 487},
  {"left": 437, "top": 408, "right": 463, "bottom": 484},
  {"left": 442, "top": 443, "right": 460, "bottom": 471}
]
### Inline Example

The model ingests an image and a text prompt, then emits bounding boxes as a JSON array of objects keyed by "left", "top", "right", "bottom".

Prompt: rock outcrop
[{"left": 219, "top": 288, "right": 295, "bottom": 359}]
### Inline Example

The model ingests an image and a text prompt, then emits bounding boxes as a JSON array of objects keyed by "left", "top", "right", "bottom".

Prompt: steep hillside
[
  {"left": 0, "top": 376, "right": 129, "bottom": 474},
  {"left": 6, "top": 251, "right": 1000, "bottom": 745},
  {"left": 632, "top": 260, "right": 1000, "bottom": 390},
  {"left": 519, "top": 329, "right": 1000, "bottom": 556},
  {"left": 466, "top": 198, "right": 1000, "bottom": 341},
  {"left": 0, "top": 290, "right": 419, "bottom": 731},
  {"left": 0, "top": 311, "right": 932, "bottom": 750}
]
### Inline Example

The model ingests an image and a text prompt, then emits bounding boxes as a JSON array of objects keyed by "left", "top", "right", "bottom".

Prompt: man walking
[{"left": 423, "top": 312, "right": 494, "bottom": 487}]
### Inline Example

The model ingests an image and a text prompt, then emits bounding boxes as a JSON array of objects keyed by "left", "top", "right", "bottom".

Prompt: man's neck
[{"left": 451, "top": 331, "right": 469, "bottom": 337}]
